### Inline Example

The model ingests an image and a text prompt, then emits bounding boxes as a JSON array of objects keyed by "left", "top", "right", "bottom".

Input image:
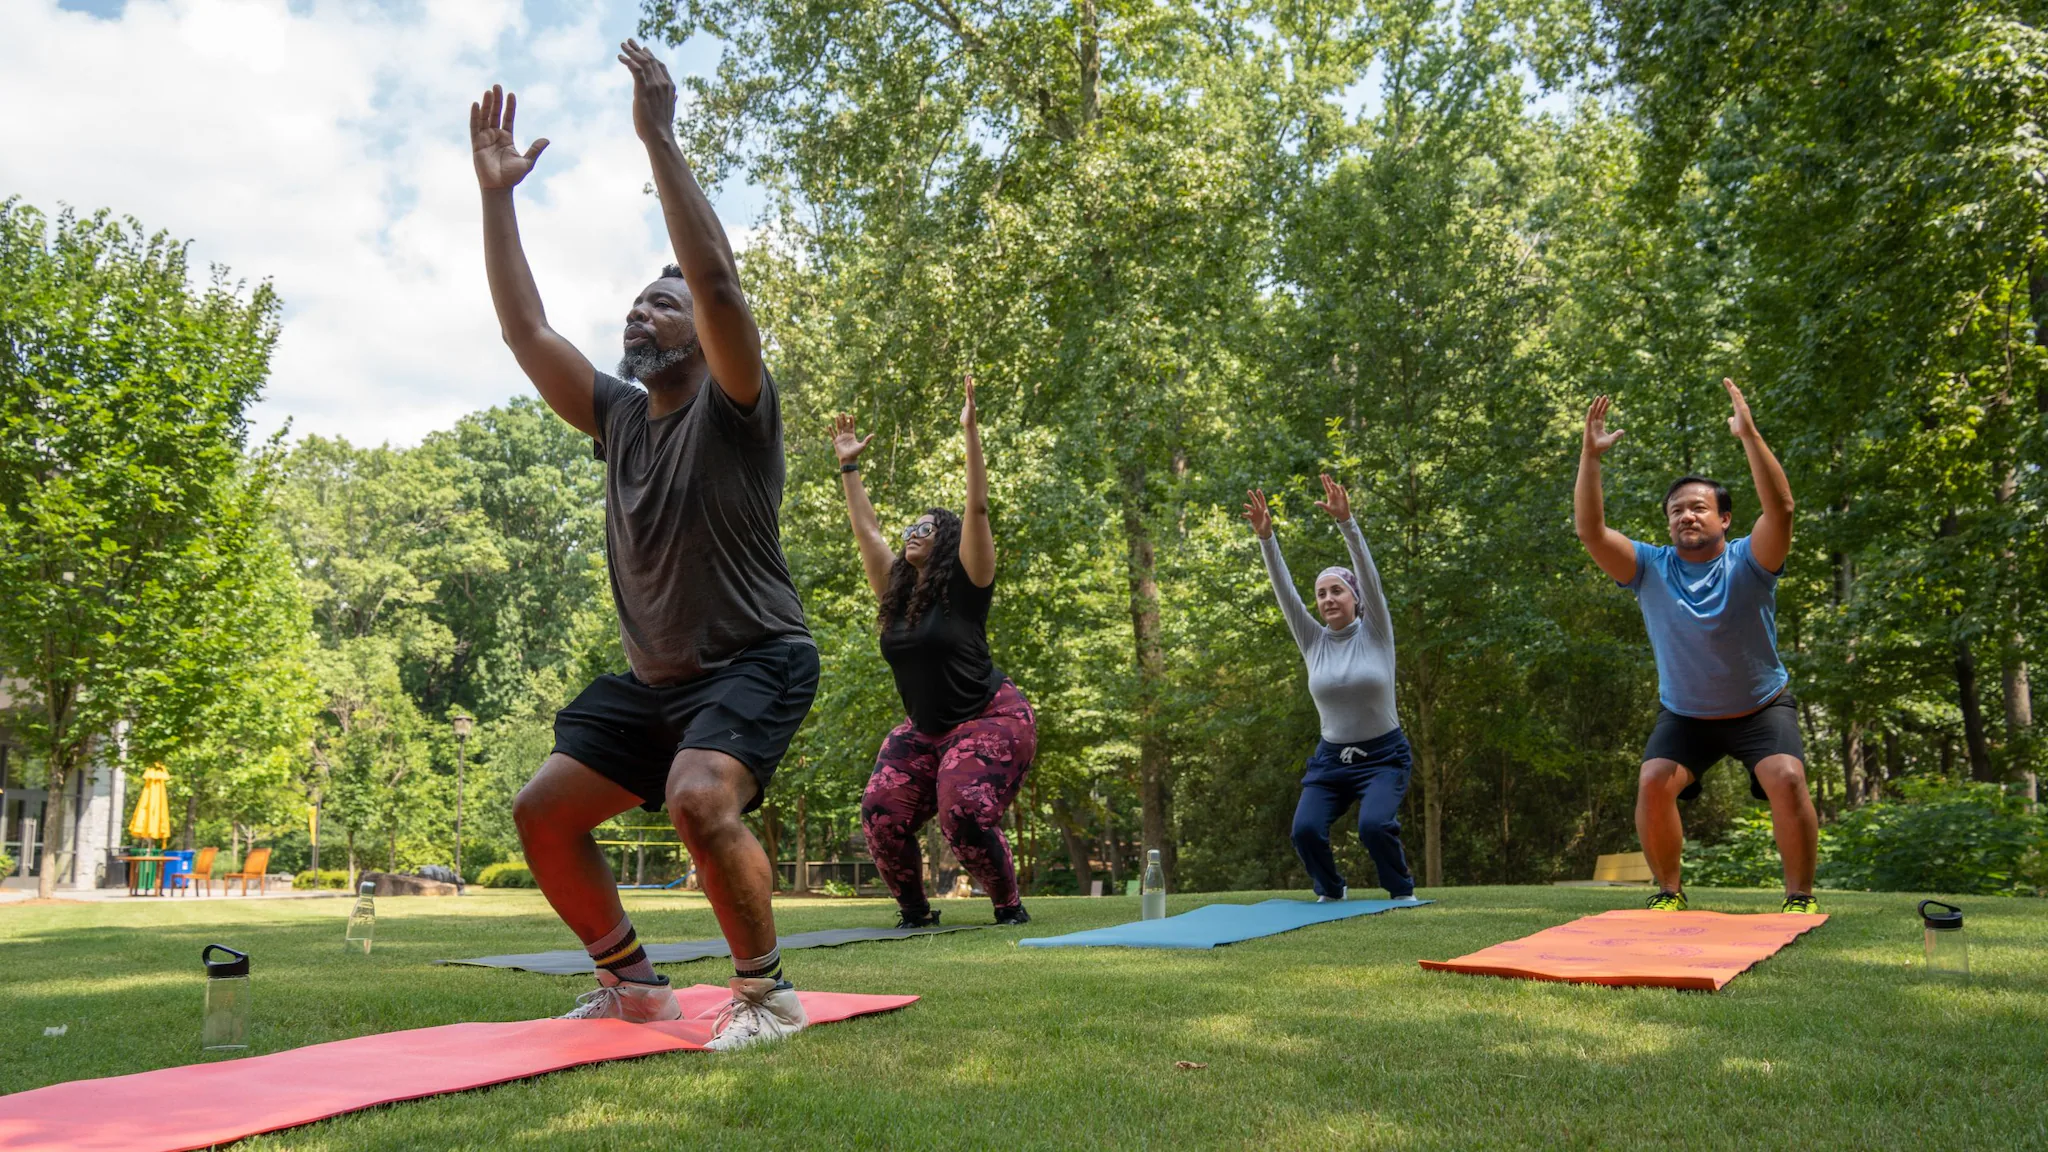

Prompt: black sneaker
[
  {"left": 993, "top": 902, "right": 1031, "bottom": 926},
  {"left": 895, "top": 907, "right": 941, "bottom": 929}
]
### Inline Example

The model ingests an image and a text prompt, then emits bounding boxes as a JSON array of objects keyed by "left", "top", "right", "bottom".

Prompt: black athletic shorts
[
  {"left": 552, "top": 637, "right": 819, "bottom": 814},
  {"left": 1642, "top": 691, "right": 1804, "bottom": 802}
]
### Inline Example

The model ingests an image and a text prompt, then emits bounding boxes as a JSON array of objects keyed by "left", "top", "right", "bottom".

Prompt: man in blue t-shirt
[{"left": 1572, "top": 380, "right": 1820, "bottom": 915}]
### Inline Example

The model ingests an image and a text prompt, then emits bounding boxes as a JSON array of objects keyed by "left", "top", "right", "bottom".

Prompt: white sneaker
[
  {"left": 703, "top": 976, "right": 808, "bottom": 1053},
  {"left": 1317, "top": 886, "right": 1348, "bottom": 903},
  {"left": 561, "top": 969, "right": 682, "bottom": 1022},
  {"left": 1389, "top": 894, "right": 1423, "bottom": 905}
]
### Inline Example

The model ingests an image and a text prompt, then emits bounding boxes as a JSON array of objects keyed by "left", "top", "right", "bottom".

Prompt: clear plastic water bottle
[
  {"left": 1919, "top": 899, "right": 1968, "bottom": 978},
  {"left": 1141, "top": 849, "right": 1167, "bottom": 920},
  {"left": 202, "top": 944, "right": 250, "bottom": 1052},
  {"left": 344, "top": 881, "right": 376, "bottom": 954}
]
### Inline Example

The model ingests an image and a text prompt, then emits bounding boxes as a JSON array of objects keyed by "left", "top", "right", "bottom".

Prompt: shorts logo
[{"left": 1340, "top": 745, "right": 1363, "bottom": 764}]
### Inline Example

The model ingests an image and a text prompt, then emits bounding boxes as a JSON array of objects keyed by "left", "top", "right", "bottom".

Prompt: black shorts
[
  {"left": 1642, "top": 691, "right": 1804, "bottom": 802},
  {"left": 552, "top": 638, "right": 819, "bottom": 814}
]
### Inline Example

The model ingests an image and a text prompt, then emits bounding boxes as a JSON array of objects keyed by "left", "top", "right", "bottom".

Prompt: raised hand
[
  {"left": 1243, "top": 488, "right": 1274, "bottom": 540},
  {"left": 617, "top": 39, "right": 678, "bottom": 145},
  {"left": 1724, "top": 377, "right": 1757, "bottom": 441},
  {"left": 471, "top": 85, "right": 548, "bottom": 190},
  {"left": 1583, "top": 395, "right": 1625, "bottom": 457},
  {"left": 1314, "top": 474, "right": 1352, "bottom": 521},
  {"left": 832, "top": 413, "right": 875, "bottom": 465},
  {"left": 961, "top": 374, "right": 978, "bottom": 430}
]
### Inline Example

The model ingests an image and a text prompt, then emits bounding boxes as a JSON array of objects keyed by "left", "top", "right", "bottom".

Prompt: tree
[{"left": 0, "top": 201, "right": 280, "bottom": 897}]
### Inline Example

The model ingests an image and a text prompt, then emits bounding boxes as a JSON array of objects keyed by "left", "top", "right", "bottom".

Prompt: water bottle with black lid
[
  {"left": 201, "top": 944, "right": 250, "bottom": 1052},
  {"left": 1919, "top": 900, "right": 1968, "bottom": 978},
  {"left": 345, "top": 881, "right": 376, "bottom": 954}
]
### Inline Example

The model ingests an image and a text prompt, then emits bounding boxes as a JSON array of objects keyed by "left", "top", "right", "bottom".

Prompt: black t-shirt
[
  {"left": 878, "top": 564, "right": 1005, "bottom": 734},
  {"left": 590, "top": 370, "right": 811, "bottom": 685}
]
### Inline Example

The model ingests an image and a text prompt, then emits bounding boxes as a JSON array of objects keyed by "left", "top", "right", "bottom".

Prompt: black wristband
[{"left": 839, "top": 462, "right": 860, "bottom": 474}]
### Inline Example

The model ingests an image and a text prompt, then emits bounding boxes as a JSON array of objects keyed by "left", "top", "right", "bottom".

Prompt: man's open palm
[
  {"left": 471, "top": 85, "right": 548, "bottom": 190},
  {"left": 1583, "top": 395, "right": 1625, "bottom": 456},
  {"left": 1724, "top": 378, "right": 1757, "bottom": 440}
]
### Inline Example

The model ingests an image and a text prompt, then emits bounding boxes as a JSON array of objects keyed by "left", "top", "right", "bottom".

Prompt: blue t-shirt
[{"left": 1622, "top": 536, "right": 1788, "bottom": 718}]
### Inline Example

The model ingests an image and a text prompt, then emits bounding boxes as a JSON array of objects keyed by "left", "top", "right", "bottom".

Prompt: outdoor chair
[
  {"left": 171, "top": 846, "right": 218, "bottom": 896},
  {"left": 224, "top": 847, "right": 273, "bottom": 895}
]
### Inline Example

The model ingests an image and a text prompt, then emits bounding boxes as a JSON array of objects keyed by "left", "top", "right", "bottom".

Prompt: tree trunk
[
  {"left": 1122, "top": 462, "right": 1175, "bottom": 883},
  {"left": 1883, "top": 726, "right": 1903, "bottom": 788},
  {"left": 1411, "top": 660, "right": 1443, "bottom": 888},
  {"left": 1841, "top": 721, "right": 1866, "bottom": 807},
  {"left": 793, "top": 792, "right": 809, "bottom": 893},
  {"left": 1052, "top": 796, "right": 1095, "bottom": 888},
  {"left": 1956, "top": 642, "right": 1996, "bottom": 782},
  {"left": 34, "top": 772, "right": 73, "bottom": 900},
  {"left": 1102, "top": 800, "right": 1124, "bottom": 889},
  {"left": 2006, "top": 652, "right": 2035, "bottom": 799},
  {"left": 346, "top": 829, "right": 358, "bottom": 892}
]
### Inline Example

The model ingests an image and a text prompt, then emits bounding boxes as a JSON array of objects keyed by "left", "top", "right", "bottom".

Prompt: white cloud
[{"left": 1, "top": 0, "right": 758, "bottom": 447}]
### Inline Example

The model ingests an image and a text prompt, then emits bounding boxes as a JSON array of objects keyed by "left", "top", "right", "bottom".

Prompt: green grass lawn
[{"left": 4, "top": 885, "right": 2044, "bottom": 1150}]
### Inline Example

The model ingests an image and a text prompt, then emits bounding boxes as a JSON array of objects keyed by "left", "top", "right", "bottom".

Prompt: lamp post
[{"left": 451, "top": 714, "right": 473, "bottom": 894}]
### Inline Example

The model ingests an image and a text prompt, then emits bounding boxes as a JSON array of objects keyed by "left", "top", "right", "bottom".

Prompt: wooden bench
[{"left": 1553, "top": 851, "right": 1654, "bottom": 887}]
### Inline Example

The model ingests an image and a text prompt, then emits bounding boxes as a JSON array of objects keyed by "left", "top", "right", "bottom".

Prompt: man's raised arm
[
  {"left": 473, "top": 85, "right": 599, "bottom": 439},
  {"left": 1724, "top": 378, "right": 1794, "bottom": 572},
  {"left": 618, "top": 40, "right": 765, "bottom": 409},
  {"left": 1575, "top": 395, "right": 1639, "bottom": 584}
]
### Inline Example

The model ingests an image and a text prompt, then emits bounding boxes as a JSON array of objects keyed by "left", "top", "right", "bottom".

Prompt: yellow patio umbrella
[
  {"left": 127, "top": 764, "right": 174, "bottom": 893},
  {"left": 128, "top": 764, "right": 173, "bottom": 846}
]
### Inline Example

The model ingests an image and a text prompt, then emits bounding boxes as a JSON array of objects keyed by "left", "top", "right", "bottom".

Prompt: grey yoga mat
[{"left": 441, "top": 924, "right": 988, "bottom": 975}]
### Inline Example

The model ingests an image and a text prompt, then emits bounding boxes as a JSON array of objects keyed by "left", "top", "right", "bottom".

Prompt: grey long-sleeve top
[{"left": 1259, "top": 517, "right": 1399, "bottom": 744}]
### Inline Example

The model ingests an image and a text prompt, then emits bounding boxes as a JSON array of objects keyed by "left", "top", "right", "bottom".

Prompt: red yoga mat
[
  {"left": 1419, "top": 910, "right": 1826, "bottom": 991},
  {"left": 0, "top": 985, "right": 915, "bottom": 1152}
]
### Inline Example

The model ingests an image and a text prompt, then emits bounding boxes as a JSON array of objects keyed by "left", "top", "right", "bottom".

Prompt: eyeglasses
[{"left": 902, "top": 521, "right": 937, "bottom": 542}]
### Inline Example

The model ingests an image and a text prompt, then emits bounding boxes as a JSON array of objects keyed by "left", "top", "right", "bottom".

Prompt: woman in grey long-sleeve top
[{"left": 1244, "top": 475, "right": 1417, "bottom": 902}]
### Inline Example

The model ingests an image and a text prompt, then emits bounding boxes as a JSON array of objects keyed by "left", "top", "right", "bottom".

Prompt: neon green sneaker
[
  {"left": 1645, "top": 890, "right": 1688, "bottom": 912},
  {"left": 1781, "top": 894, "right": 1820, "bottom": 915}
]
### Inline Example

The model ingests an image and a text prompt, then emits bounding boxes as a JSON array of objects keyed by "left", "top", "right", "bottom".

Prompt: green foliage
[
  {"left": 0, "top": 852, "right": 13, "bottom": 878},
  {"left": 292, "top": 869, "right": 351, "bottom": 890},
  {"left": 816, "top": 879, "right": 857, "bottom": 898},
  {"left": 1687, "top": 813, "right": 1786, "bottom": 889},
  {"left": 1821, "top": 779, "right": 2048, "bottom": 896},
  {"left": 0, "top": 199, "right": 285, "bottom": 896},
  {"left": 477, "top": 862, "right": 536, "bottom": 888}
]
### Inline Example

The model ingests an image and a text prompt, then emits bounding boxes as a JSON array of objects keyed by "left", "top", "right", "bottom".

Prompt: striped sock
[
  {"left": 735, "top": 946, "right": 783, "bottom": 984},
  {"left": 586, "top": 917, "right": 657, "bottom": 983}
]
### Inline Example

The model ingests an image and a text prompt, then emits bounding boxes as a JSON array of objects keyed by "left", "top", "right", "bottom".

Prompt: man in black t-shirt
[{"left": 470, "top": 42, "right": 814, "bottom": 1050}]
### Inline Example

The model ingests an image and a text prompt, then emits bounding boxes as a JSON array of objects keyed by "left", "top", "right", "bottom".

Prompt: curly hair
[{"left": 879, "top": 507, "right": 962, "bottom": 631}]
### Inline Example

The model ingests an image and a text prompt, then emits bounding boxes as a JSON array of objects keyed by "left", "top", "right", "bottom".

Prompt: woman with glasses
[{"left": 832, "top": 377, "right": 1038, "bottom": 927}]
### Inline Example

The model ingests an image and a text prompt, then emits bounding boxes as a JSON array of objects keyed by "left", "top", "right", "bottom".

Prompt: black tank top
[{"left": 878, "top": 564, "right": 1005, "bottom": 734}]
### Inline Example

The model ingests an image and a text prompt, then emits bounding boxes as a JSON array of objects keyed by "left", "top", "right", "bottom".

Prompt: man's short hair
[
  {"left": 659, "top": 263, "right": 684, "bottom": 281},
  {"left": 1664, "top": 475, "right": 1731, "bottom": 516}
]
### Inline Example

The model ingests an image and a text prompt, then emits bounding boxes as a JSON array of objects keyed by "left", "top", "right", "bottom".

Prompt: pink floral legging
[{"left": 861, "top": 680, "right": 1037, "bottom": 914}]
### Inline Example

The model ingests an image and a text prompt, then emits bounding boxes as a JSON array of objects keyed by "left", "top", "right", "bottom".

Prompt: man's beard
[{"left": 618, "top": 335, "right": 700, "bottom": 382}]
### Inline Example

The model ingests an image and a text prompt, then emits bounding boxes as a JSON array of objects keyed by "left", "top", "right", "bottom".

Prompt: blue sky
[{"left": 9, "top": 0, "right": 764, "bottom": 446}]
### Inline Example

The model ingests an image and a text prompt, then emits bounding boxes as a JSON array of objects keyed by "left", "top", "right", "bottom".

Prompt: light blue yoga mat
[{"left": 1019, "top": 897, "right": 1433, "bottom": 950}]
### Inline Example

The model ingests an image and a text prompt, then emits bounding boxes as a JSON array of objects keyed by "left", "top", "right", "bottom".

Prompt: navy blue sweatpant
[{"left": 1291, "top": 728, "right": 1416, "bottom": 899}]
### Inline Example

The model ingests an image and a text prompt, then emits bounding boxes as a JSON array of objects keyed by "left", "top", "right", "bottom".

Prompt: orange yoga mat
[
  {"left": 1419, "top": 910, "right": 1826, "bottom": 990},
  {"left": 0, "top": 985, "right": 915, "bottom": 1152}
]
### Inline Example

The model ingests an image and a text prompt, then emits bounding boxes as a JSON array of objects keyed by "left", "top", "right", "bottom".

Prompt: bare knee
[
  {"left": 1754, "top": 756, "right": 1811, "bottom": 801},
  {"left": 665, "top": 751, "right": 753, "bottom": 839},
  {"left": 1637, "top": 760, "right": 1689, "bottom": 803}
]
